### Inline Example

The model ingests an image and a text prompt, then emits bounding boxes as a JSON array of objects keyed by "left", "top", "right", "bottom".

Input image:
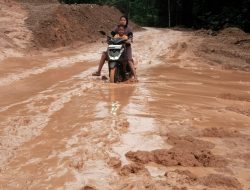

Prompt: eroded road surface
[{"left": 0, "top": 28, "right": 250, "bottom": 190}]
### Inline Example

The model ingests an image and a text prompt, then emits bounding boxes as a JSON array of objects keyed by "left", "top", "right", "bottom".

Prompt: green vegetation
[{"left": 60, "top": 0, "right": 250, "bottom": 32}]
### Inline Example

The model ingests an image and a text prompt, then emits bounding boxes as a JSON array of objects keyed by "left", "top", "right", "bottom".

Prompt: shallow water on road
[{"left": 0, "top": 28, "right": 250, "bottom": 190}]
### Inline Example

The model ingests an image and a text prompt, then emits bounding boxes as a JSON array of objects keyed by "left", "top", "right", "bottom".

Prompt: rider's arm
[
  {"left": 126, "top": 25, "right": 133, "bottom": 42},
  {"left": 125, "top": 38, "right": 132, "bottom": 46},
  {"left": 127, "top": 32, "right": 133, "bottom": 43},
  {"left": 126, "top": 38, "right": 132, "bottom": 44}
]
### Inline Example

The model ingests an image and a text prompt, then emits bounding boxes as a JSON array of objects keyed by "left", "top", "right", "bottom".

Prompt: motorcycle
[{"left": 99, "top": 31, "right": 132, "bottom": 83}]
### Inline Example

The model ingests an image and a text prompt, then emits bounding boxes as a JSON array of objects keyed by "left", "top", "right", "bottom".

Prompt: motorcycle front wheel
[{"left": 110, "top": 67, "right": 117, "bottom": 83}]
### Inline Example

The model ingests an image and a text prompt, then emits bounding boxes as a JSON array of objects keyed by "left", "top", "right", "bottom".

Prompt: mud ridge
[
  {"left": 218, "top": 93, "right": 250, "bottom": 102},
  {"left": 200, "top": 127, "right": 242, "bottom": 138},
  {"left": 23, "top": 2, "right": 140, "bottom": 49},
  {"left": 226, "top": 106, "right": 250, "bottom": 117},
  {"left": 126, "top": 135, "right": 227, "bottom": 167},
  {"left": 194, "top": 27, "right": 250, "bottom": 71},
  {"left": 119, "top": 163, "right": 150, "bottom": 176},
  {"left": 167, "top": 170, "right": 242, "bottom": 190},
  {"left": 0, "top": 0, "right": 140, "bottom": 58},
  {"left": 199, "top": 174, "right": 242, "bottom": 190}
]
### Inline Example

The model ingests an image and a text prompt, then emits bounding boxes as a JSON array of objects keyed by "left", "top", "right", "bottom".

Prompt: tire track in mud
[
  {"left": 0, "top": 76, "right": 167, "bottom": 189},
  {"left": 0, "top": 47, "right": 107, "bottom": 167},
  {"left": 0, "top": 44, "right": 103, "bottom": 87},
  {"left": 0, "top": 67, "right": 94, "bottom": 166}
]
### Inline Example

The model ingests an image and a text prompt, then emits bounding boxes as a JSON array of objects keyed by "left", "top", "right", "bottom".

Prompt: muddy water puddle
[
  {"left": 1, "top": 28, "right": 250, "bottom": 189},
  {"left": 0, "top": 65, "right": 168, "bottom": 189}
]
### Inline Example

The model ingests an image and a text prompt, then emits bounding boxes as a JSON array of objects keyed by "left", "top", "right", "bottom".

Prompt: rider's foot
[
  {"left": 130, "top": 76, "right": 138, "bottom": 82},
  {"left": 92, "top": 71, "right": 101, "bottom": 76},
  {"left": 101, "top": 75, "right": 108, "bottom": 80}
]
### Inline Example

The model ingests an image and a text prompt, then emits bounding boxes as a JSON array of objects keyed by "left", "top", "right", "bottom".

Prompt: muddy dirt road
[{"left": 0, "top": 28, "right": 250, "bottom": 190}]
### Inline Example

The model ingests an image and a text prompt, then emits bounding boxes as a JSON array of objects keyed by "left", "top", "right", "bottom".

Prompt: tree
[{"left": 59, "top": 0, "right": 250, "bottom": 32}]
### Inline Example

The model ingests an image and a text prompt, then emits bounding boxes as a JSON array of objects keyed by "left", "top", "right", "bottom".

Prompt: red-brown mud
[
  {"left": 125, "top": 135, "right": 227, "bottom": 167},
  {"left": 199, "top": 174, "right": 243, "bottom": 190},
  {"left": 0, "top": 1, "right": 250, "bottom": 189}
]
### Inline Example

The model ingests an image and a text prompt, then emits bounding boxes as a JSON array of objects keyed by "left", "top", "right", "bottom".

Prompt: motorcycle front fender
[{"left": 109, "top": 61, "right": 117, "bottom": 69}]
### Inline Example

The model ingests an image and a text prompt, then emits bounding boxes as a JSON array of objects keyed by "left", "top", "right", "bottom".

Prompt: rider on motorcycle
[
  {"left": 92, "top": 16, "right": 137, "bottom": 81},
  {"left": 114, "top": 25, "right": 128, "bottom": 40},
  {"left": 113, "top": 25, "right": 132, "bottom": 74}
]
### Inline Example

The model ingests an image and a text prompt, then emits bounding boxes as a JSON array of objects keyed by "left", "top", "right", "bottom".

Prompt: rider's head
[
  {"left": 117, "top": 25, "right": 125, "bottom": 36},
  {"left": 119, "top": 15, "right": 128, "bottom": 27}
]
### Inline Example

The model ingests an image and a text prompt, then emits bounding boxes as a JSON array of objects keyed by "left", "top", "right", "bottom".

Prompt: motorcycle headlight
[{"left": 109, "top": 49, "right": 120, "bottom": 57}]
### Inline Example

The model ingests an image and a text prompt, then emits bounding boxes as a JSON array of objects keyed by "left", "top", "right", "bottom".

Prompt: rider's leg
[
  {"left": 126, "top": 46, "right": 137, "bottom": 81},
  {"left": 122, "top": 61, "right": 127, "bottom": 72},
  {"left": 132, "top": 58, "right": 137, "bottom": 70},
  {"left": 92, "top": 52, "right": 107, "bottom": 76},
  {"left": 128, "top": 60, "right": 137, "bottom": 80}
]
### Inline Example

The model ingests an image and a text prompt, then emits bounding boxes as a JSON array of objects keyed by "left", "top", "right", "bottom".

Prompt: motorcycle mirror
[
  {"left": 98, "top": 30, "right": 106, "bottom": 36},
  {"left": 127, "top": 32, "right": 133, "bottom": 37}
]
